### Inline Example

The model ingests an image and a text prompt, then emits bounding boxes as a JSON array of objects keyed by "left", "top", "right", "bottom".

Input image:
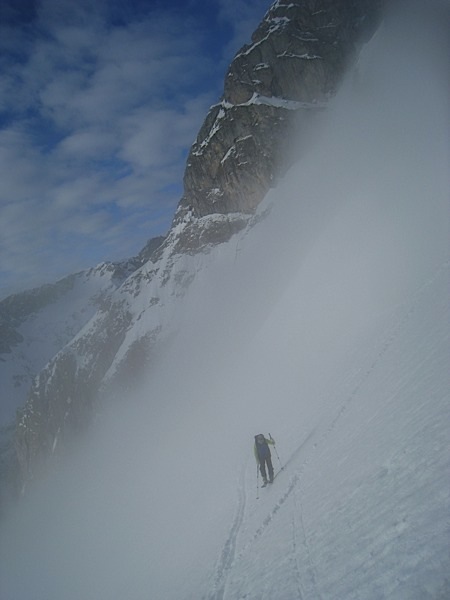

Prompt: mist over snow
[{"left": 1, "top": 2, "right": 449, "bottom": 599}]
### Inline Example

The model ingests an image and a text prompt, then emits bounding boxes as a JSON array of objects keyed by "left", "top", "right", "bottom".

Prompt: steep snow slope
[
  {"left": 0, "top": 261, "right": 138, "bottom": 426},
  {"left": 0, "top": 2, "right": 448, "bottom": 599},
  {"left": 203, "top": 262, "right": 449, "bottom": 600}
]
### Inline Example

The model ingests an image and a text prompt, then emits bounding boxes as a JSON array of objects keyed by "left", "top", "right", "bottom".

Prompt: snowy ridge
[
  {"left": 223, "top": 94, "right": 324, "bottom": 110},
  {"left": 191, "top": 107, "right": 227, "bottom": 156},
  {"left": 102, "top": 211, "right": 251, "bottom": 384},
  {"left": 0, "top": 263, "right": 133, "bottom": 425},
  {"left": 192, "top": 94, "right": 320, "bottom": 160}
]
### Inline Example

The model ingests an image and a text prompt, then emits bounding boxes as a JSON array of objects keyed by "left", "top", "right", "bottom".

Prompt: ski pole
[
  {"left": 269, "top": 433, "right": 283, "bottom": 470},
  {"left": 256, "top": 464, "right": 260, "bottom": 500}
]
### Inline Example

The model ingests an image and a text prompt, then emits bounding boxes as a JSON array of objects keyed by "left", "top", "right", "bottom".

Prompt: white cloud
[
  {"left": 119, "top": 99, "right": 210, "bottom": 171},
  {"left": 0, "top": 0, "right": 228, "bottom": 297},
  {"left": 0, "top": 0, "right": 273, "bottom": 297},
  {"left": 58, "top": 129, "right": 117, "bottom": 159}
]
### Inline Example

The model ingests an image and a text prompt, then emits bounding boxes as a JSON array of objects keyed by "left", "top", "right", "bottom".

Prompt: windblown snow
[{"left": 0, "top": 3, "right": 448, "bottom": 599}]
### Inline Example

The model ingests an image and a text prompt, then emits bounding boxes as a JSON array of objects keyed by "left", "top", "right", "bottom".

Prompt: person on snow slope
[{"left": 254, "top": 433, "right": 275, "bottom": 485}]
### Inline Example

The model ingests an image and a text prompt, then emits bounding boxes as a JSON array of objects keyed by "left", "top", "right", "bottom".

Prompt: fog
[{"left": 0, "top": 2, "right": 448, "bottom": 599}]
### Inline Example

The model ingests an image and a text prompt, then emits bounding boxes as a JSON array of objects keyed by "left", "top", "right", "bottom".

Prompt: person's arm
[{"left": 254, "top": 444, "right": 259, "bottom": 462}]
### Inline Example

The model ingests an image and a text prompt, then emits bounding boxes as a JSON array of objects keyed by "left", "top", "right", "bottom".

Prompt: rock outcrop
[{"left": 180, "top": 0, "right": 383, "bottom": 220}]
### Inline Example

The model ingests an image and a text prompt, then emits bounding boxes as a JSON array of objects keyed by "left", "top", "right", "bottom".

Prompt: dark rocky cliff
[{"left": 180, "top": 0, "right": 383, "bottom": 221}]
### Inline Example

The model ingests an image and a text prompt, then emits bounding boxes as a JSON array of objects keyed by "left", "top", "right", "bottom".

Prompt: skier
[{"left": 254, "top": 433, "right": 275, "bottom": 486}]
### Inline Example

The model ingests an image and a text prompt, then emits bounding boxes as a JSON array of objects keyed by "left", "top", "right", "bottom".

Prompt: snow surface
[
  {"left": 0, "top": 264, "right": 126, "bottom": 425},
  {"left": 202, "top": 264, "right": 450, "bottom": 600},
  {"left": 0, "top": 2, "right": 449, "bottom": 599}
]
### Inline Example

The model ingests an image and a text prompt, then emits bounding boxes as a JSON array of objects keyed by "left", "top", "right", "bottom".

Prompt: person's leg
[
  {"left": 267, "top": 456, "right": 274, "bottom": 482},
  {"left": 259, "top": 460, "right": 267, "bottom": 483}
]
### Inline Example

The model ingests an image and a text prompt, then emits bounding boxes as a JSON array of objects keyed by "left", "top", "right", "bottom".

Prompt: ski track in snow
[
  {"left": 207, "top": 470, "right": 247, "bottom": 600},
  {"left": 293, "top": 488, "right": 322, "bottom": 600},
  {"left": 208, "top": 262, "right": 449, "bottom": 600},
  {"left": 206, "top": 425, "right": 321, "bottom": 599},
  {"left": 235, "top": 294, "right": 410, "bottom": 553},
  {"left": 291, "top": 491, "right": 314, "bottom": 600}
]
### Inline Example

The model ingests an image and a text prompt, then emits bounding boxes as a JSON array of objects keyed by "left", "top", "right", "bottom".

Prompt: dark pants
[{"left": 259, "top": 456, "right": 274, "bottom": 482}]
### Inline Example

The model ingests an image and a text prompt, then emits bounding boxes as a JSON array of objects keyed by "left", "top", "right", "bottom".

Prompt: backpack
[{"left": 254, "top": 434, "right": 271, "bottom": 460}]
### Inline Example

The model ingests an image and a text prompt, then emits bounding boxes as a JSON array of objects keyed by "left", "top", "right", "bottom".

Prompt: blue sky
[{"left": 0, "top": 0, "right": 269, "bottom": 298}]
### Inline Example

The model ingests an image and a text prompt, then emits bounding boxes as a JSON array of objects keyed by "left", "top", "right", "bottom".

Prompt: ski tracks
[
  {"left": 235, "top": 425, "right": 322, "bottom": 555},
  {"left": 206, "top": 434, "right": 319, "bottom": 600},
  {"left": 206, "top": 469, "right": 247, "bottom": 600},
  {"left": 206, "top": 264, "right": 449, "bottom": 600},
  {"left": 292, "top": 489, "right": 323, "bottom": 600},
  {"left": 244, "top": 294, "right": 415, "bottom": 548}
]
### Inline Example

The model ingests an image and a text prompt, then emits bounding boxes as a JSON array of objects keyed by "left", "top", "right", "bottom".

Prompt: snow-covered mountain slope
[
  {"left": 0, "top": 2, "right": 448, "bottom": 599},
  {"left": 11, "top": 0, "right": 385, "bottom": 485},
  {"left": 0, "top": 260, "right": 144, "bottom": 426},
  {"left": 200, "top": 262, "right": 449, "bottom": 600},
  {"left": 2, "top": 257, "right": 448, "bottom": 599}
]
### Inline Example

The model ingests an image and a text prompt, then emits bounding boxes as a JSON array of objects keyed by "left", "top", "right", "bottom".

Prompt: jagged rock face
[
  {"left": 159, "top": 207, "right": 250, "bottom": 257},
  {"left": 183, "top": 102, "right": 292, "bottom": 216},
  {"left": 225, "top": 0, "right": 381, "bottom": 105},
  {"left": 136, "top": 235, "right": 166, "bottom": 264},
  {"left": 183, "top": 0, "right": 382, "bottom": 218}
]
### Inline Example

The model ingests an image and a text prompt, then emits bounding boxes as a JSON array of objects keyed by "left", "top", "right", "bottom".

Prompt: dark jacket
[{"left": 254, "top": 435, "right": 275, "bottom": 463}]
